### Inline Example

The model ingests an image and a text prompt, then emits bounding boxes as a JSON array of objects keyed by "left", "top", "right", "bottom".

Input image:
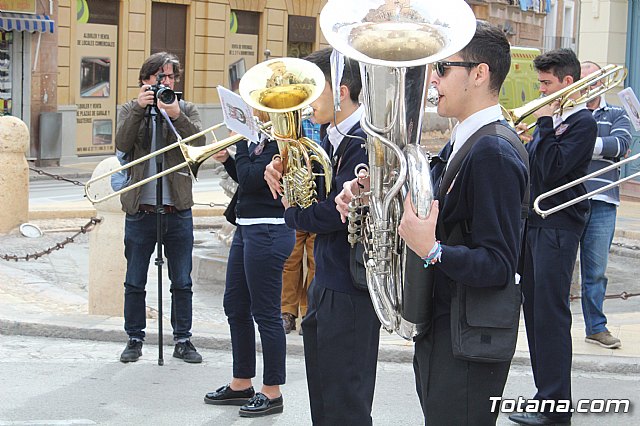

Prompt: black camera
[
  {"left": 150, "top": 73, "right": 182, "bottom": 105},
  {"left": 150, "top": 83, "right": 176, "bottom": 105}
]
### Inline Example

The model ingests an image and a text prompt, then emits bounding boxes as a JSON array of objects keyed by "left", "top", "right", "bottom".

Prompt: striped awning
[{"left": 0, "top": 12, "right": 55, "bottom": 34}]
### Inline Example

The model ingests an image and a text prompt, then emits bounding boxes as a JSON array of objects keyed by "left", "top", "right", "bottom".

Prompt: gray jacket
[
  {"left": 586, "top": 101, "right": 632, "bottom": 205},
  {"left": 115, "top": 99, "right": 205, "bottom": 215}
]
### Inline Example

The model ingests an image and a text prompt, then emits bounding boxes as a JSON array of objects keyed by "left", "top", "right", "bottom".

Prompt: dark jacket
[
  {"left": 284, "top": 123, "right": 367, "bottom": 294},
  {"left": 222, "top": 138, "right": 285, "bottom": 219},
  {"left": 431, "top": 130, "right": 528, "bottom": 319},
  {"left": 115, "top": 99, "right": 205, "bottom": 215},
  {"left": 526, "top": 109, "right": 598, "bottom": 230}
]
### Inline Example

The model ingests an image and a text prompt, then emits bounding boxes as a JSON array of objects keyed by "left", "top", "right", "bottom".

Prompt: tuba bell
[
  {"left": 239, "top": 57, "right": 333, "bottom": 208},
  {"left": 320, "top": 0, "right": 477, "bottom": 339}
]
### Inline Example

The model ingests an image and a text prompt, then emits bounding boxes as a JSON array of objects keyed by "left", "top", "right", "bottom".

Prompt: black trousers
[
  {"left": 302, "top": 281, "right": 381, "bottom": 426},
  {"left": 414, "top": 316, "right": 511, "bottom": 426},
  {"left": 522, "top": 226, "right": 580, "bottom": 420}
]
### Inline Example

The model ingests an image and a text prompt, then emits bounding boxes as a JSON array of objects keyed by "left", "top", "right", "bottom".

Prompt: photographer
[{"left": 116, "top": 52, "right": 205, "bottom": 363}]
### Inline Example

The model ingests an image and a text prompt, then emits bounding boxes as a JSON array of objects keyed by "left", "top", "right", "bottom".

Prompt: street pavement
[
  {"left": 0, "top": 157, "right": 639, "bottom": 378},
  {"left": 1, "top": 334, "right": 638, "bottom": 425}
]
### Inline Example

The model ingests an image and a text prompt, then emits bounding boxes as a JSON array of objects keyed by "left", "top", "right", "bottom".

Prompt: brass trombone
[
  {"left": 534, "top": 152, "right": 640, "bottom": 218},
  {"left": 84, "top": 120, "right": 271, "bottom": 204},
  {"left": 504, "top": 64, "right": 628, "bottom": 131}
]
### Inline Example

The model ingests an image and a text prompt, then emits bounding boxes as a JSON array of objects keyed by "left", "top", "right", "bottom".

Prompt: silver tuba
[{"left": 320, "top": 0, "right": 477, "bottom": 339}]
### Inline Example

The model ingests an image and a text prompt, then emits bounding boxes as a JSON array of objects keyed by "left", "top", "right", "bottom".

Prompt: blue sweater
[
  {"left": 526, "top": 109, "right": 598, "bottom": 230},
  {"left": 223, "top": 138, "right": 285, "bottom": 219},
  {"left": 284, "top": 123, "right": 367, "bottom": 294},
  {"left": 586, "top": 103, "right": 631, "bottom": 204}
]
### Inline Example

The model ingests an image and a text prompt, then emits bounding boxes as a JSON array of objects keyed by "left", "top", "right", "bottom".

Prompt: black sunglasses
[{"left": 434, "top": 61, "right": 481, "bottom": 78}]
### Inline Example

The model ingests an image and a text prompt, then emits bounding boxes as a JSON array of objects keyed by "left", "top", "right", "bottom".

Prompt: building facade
[
  {"left": 0, "top": 0, "right": 57, "bottom": 162},
  {"left": 578, "top": 0, "right": 640, "bottom": 195},
  {"left": 45, "top": 0, "right": 552, "bottom": 164}
]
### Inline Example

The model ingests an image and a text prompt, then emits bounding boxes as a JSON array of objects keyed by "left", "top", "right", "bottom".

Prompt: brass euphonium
[
  {"left": 320, "top": 0, "right": 477, "bottom": 339},
  {"left": 239, "top": 57, "right": 332, "bottom": 208}
]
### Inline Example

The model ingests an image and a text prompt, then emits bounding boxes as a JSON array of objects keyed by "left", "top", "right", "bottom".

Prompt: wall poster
[{"left": 73, "top": 23, "right": 117, "bottom": 156}]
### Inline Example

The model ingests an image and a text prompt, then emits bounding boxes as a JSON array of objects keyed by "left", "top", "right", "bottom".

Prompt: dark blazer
[{"left": 526, "top": 109, "right": 598, "bottom": 230}]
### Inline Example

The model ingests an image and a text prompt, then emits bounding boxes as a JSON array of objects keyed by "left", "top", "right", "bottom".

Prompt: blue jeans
[
  {"left": 224, "top": 223, "right": 295, "bottom": 386},
  {"left": 123, "top": 209, "right": 194, "bottom": 341},
  {"left": 579, "top": 200, "right": 617, "bottom": 336}
]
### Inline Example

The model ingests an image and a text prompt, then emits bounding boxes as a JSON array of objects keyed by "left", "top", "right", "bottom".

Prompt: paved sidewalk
[{"left": 0, "top": 157, "right": 637, "bottom": 374}]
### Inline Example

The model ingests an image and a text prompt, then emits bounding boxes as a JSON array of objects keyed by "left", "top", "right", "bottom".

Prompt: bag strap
[
  {"left": 438, "top": 122, "right": 530, "bottom": 243},
  {"left": 438, "top": 122, "right": 529, "bottom": 217}
]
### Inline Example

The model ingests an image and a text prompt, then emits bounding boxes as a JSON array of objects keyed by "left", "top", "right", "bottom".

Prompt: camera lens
[{"left": 156, "top": 87, "right": 176, "bottom": 104}]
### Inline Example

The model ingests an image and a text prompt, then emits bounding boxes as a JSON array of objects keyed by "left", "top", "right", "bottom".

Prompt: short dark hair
[
  {"left": 458, "top": 20, "right": 511, "bottom": 95},
  {"left": 138, "top": 52, "right": 181, "bottom": 86},
  {"left": 533, "top": 48, "right": 581, "bottom": 83},
  {"left": 304, "top": 48, "right": 361, "bottom": 103}
]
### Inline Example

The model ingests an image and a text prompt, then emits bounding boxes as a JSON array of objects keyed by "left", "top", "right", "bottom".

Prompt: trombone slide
[{"left": 534, "top": 152, "right": 640, "bottom": 218}]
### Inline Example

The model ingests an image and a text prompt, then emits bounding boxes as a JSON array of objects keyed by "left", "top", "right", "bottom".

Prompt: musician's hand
[
  {"left": 533, "top": 99, "right": 560, "bottom": 119},
  {"left": 335, "top": 172, "right": 370, "bottom": 223},
  {"left": 212, "top": 149, "right": 229, "bottom": 163},
  {"left": 158, "top": 98, "right": 180, "bottom": 120},
  {"left": 515, "top": 123, "right": 533, "bottom": 143},
  {"left": 136, "top": 85, "right": 155, "bottom": 109},
  {"left": 398, "top": 197, "right": 439, "bottom": 258},
  {"left": 264, "top": 157, "right": 283, "bottom": 199},
  {"left": 281, "top": 195, "right": 290, "bottom": 210}
]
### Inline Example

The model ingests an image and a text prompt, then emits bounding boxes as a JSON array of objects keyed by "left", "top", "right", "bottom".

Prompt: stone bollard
[
  {"left": 88, "top": 156, "right": 126, "bottom": 316},
  {"left": 0, "top": 116, "right": 29, "bottom": 234}
]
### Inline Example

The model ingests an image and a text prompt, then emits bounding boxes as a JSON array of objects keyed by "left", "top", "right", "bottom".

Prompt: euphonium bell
[{"left": 239, "top": 57, "right": 332, "bottom": 208}]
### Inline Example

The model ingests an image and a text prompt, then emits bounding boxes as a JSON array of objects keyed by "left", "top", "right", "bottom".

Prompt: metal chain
[
  {"left": 570, "top": 292, "right": 640, "bottom": 301},
  {"left": 30, "top": 167, "right": 227, "bottom": 207},
  {"left": 0, "top": 217, "right": 103, "bottom": 262},
  {"left": 193, "top": 202, "right": 228, "bottom": 208},
  {"left": 29, "top": 167, "right": 85, "bottom": 186},
  {"left": 612, "top": 241, "right": 640, "bottom": 251}
]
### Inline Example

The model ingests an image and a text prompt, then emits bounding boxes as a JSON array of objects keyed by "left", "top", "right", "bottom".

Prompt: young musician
[
  {"left": 204, "top": 111, "right": 295, "bottom": 417},
  {"left": 510, "top": 48, "right": 598, "bottom": 426},
  {"left": 338, "top": 21, "right": 529, "bottom": 425},
  {"left": 264, "top": 48, "right": 381, "bottom": 425}
]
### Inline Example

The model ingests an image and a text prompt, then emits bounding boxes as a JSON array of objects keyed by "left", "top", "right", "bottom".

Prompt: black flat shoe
[
  {"left": 508, "top": 412, "right": 571, "bottom": 425},
  {"left": 239, "top": 392, "right": 284, "bottom": 417},
  {"left": 204, "top": 384, "right": 255, "bottom": 406}
]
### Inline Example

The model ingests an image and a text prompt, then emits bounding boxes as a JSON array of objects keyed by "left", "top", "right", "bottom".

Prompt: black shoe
[
  {"left": 282, "top": 313, "right": 296, "bottom": 334},
  {"left": 120, "top": 339, "right": 143, "bottom": 363},
  {"left": 239, "top": 392, "right": 284, "bottom": 417},
  {"left": 508, "top": 412, "right": 571, "bottom": 425},
  {"left": 204, "top": 384, "right": 255, "bottom": 406},
  {"left": 173, "top": 340, "right": 202, "bottom": 363}
]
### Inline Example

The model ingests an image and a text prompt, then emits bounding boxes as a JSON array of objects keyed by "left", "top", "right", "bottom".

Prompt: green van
[{"left": 500, "top": 46, "right": 541, "bottom": 124}]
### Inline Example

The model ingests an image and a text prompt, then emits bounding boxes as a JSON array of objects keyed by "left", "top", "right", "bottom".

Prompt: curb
[{"left": 2, "top": 319, "right": 638, "bottom": 375}]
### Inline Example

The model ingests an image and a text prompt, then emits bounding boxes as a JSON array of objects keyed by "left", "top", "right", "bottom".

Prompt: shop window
[
  {"left": 287, "top": 15, "right": 315, "bottom": 59},
  {"left": 0, "top": 31, "right": 12, "bottom": 115}
]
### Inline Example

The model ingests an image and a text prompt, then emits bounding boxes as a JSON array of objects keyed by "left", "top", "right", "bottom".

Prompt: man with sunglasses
[
  {"left": 510, "top": 49, "right": 598, "bottom": 425},
  {"left": 338, "top": 21, "right": 529, "bottom": 425}
]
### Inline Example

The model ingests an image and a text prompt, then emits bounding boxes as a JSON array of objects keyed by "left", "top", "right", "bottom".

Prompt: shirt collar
[
  {"left": 327, "top": 105, "right": 364, "bottom": 152},
  {"left": 593, "top": 95, "right": 607, "bottom": 112},
  {"left": 554, "top": 101, "right": 587, "bottom": 128},
  {"left": 448, "top": 104, "right": 504, "bottom": 165}
]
